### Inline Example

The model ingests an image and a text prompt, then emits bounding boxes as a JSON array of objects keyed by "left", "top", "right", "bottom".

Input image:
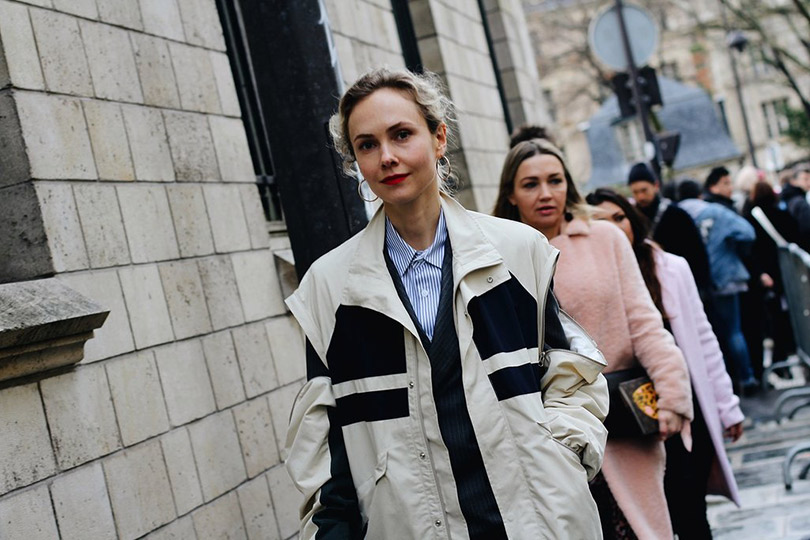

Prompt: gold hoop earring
[
  {"left": 437, "top": 155, "right": 452, "bottom": 180},
  {"left": 357, "top": 178, "right": 379, "bottom": 203}
]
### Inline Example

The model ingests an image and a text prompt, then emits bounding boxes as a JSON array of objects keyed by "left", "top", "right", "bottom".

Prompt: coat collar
[
  {"left": 559, "top": 217, "right": 591, "bottom": 237},
  {"left": 341, "top": 194, "right": 505, "bottom": 322}
]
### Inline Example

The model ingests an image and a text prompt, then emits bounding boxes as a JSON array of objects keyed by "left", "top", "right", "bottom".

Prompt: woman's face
[
  {"left": 508, "top": 154, "right": 568, "bottom": 234},
  {"left": 348, "top": 88, "right": 446, "bottom": 210},
  {"left": 595, "top": 200, "right": 634, "bottom": 243}
]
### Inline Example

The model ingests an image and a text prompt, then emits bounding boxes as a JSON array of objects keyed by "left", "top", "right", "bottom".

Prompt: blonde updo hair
[{"left": 328, "top": 68, "right": 457, "bottom": 188}]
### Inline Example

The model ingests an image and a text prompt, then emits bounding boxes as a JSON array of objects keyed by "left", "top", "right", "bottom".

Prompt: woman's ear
[{"left": 435, "top": 123, "right": 447, "bottom": 157}]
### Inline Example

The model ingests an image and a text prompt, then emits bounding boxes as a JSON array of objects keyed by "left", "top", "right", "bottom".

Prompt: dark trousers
[{"left": 664, "top": 393, "right": 715, "bottom": 539}]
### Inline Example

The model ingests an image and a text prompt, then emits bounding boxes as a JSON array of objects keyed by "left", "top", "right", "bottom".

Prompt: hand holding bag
[{"left": 604, "top": 366, "right": 659, "bottom": 438}]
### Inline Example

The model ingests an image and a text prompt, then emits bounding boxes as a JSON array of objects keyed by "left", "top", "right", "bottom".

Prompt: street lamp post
[{"left": 722, "top": 12, "right": 758, "bottom": 167}]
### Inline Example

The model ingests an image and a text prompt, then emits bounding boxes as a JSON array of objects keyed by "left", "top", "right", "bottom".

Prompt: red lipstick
[{"left": 381, "top": 173, "right": 408, "bottom": 185}]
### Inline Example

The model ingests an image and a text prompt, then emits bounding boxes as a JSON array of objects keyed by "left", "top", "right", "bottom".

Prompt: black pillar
[{"left": 238, "top": 0, "right": 367, "bottom": 278}]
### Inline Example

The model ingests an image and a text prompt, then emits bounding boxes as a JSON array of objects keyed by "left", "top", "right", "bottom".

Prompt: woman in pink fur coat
[
  {"left": 587, "top": 188, "right": 744, "bottom": 538},
  {"left": 494, "top": 138, "right": 693, "bottom": 540}
]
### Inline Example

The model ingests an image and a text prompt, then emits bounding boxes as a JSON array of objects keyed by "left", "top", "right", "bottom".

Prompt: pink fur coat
[{"left": 551, "top": 219, "right": 693, "bottom": 540}]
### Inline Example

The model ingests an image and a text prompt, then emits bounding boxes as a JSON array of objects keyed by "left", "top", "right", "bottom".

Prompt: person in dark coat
[
  {"left": 628, "top": 163, "right": 712, "bottom": 295},
  {"left": 779, "top": 165, "right": 810, "bottom": 252},
  {"left": 704, "top": 166, "right": 736, "bottom": 211},
  {"left": 742, "top": 181, "right": 800, "bottom": 377}
]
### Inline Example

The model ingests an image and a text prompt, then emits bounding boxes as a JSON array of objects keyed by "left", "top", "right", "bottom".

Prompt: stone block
[
  {"left": 159, "top": 260, "right": 213, "bottom": 339},
  {"left": 164, "top": 110, "right": 220, "bottom": 182},
  {"left": 0, "top": 383, "right": 56, "bottom": 496},
  {"left": 82, "top": 100, "right": 136, "bottom": 181},
  {"left": 96, "top": 0, "right": 143, "bottom": 30},
  {"left": 165, "top": 185, "right": 215, "bottom": 258},
  {"left": 117, "top": 184, "right": 180, "bottom": 263},
  {"left": 58, "top": 269, "right": 135, "bottom": 362},
  {"left": 232, "top": 322, "right": 279, "bottom": 398},
  {"left": 231, "top": 251, "right": 286, "bottom": 322},
  {"left": 73, "top": 183, "right": 131, "bottom": 268},
  {"left": 234, "top": 396, "right": 280, "bottom": 478},
  {"left": 118, "top": 264, "right": 174, "bottom": 349},
  {"left": 266, "top": 316, "right": 306, "bottom": 386},
  {"left": 121, "top": 105, "right": 175, "bottom": 181},
  {"left": 209, "top": 116, "right": 254, "bottom": 183},
  {"left": 192, "top": 493, "right": 247, "bottom": 540},
  {"left": 210, "top": 51, "right": 240, "bottom": 116},
  {"left": 267, "top": 383, "right": 301, "bottom": 461},
  {"left": 202, "top": 184, "right": 251, "bottom": 253},
  {"left": 40, "top": 364, "right": 121, "bottom": 468},
  {"left": 197, "top": 256, "right": 245, "bottom": 331},
  {"left": 35, "top": 182, "right": 89, "bottom": 272},
  {"left": 15, "top": 91, "right": 96, "bottom": 180},
  {"left": 266, "top": 465, "right": 299, "bottom": 539},
  {"left": 176, "top": 0, "right": 226, "bottom": 51},
  {"left": 0, "top": 484, "right": 59, "bottom": 540},
  {"left": 80, "top": 20, "right": 143, "bottom": 103},
  {"left": 0, "top": 91, "right": 30, "bottom": 189},
  {"left": 131, "top": 33, "right": 181, "bottom": 109},
  {"left": 237, "top": 475, "right": 280, "bottom": 540},
  {"left": 106, "top": 350, "right": 170, "bottom": 446},
  {"left": 168, "top": 42, "right": 220, "bottom": 113},
  {"left": 237, "top": 184, "right": 271, "bottom": 249},
  {"left": 188, "top": 411, "right": 246, "bottom": 501},
  {"left": 160, "top": 428, "right": 203, "bottom": 514},
  {"left": 52, "top": 0, "right": 97, "bottom": 17},
  {"left": 145, "top": 517, "right": 197, "bottom": 540},
  {"left": 201, "top": 330, "right": 246, "bottom": 409},
  {"left": 50, "top": 464, "right": 116, "bottom": 540},
  {"left": 104, "top": 440, "right": 175, "bottom": 540},
  {"left": 154, "top": 339, "right": 216, "bottom": 426},
  {"left": 139, "top": 0, "right": 185, "bottom": 41},
  {"left": 0, "top": 278, "right": 109, "bottom": 380},
  {"left": 0, "top": 183, "right": 50, "bottom": 284},
  {"left": 29, "top": 8, "right": 92, "bottom": 95},
  {"left": 0, "top": 1, "right": 45, "bottom": 89}
]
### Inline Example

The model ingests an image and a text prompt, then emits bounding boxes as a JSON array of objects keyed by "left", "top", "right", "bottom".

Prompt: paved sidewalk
[{"left": 708, "top": 377, "right": 810, "bottom": 540}]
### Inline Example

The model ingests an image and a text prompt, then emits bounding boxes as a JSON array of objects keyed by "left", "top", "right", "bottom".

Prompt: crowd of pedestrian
[{"left": 284, "top": 67, "right": 809, "bottom": 539}]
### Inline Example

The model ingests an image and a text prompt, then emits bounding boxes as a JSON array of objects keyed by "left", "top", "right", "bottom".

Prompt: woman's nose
[
  {"left": 380, "top": 144, "right": 398, "bottom": 168},
  {"left": 537, "top": 183, "right": 552, "bottom": 199}
]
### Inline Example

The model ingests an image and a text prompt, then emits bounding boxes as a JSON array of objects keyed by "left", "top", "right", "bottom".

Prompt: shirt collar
[{"left": 385, "top": 209, "right": 447, "bottom": 277}]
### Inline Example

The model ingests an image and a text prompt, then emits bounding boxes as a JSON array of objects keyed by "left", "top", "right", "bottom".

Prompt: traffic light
[{"left": 611, "top": 66, "right": 662, "bottom": 118}]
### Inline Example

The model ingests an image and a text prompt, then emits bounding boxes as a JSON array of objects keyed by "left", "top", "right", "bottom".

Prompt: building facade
[
  {"left": 524, "top": 0, "right": 810, "bottom": 185},
  {"left": 0, "top": 1, "right": 546, "bottom": 538}
]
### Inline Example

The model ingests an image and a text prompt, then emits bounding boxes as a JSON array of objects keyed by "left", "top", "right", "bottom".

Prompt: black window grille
[{"left": 215, "top": 0, "right": 283, "bottom": 222}]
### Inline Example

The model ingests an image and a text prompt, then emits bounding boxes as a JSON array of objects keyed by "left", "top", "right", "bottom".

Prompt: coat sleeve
[
  {"left": 676, "top": 258, "right": 745, "bottom": 428},
  {"left": 665, "top": 206, "right": 712, "bottom": 293},
  {"left": 540, "top": 293, "right": 609, "bottom": 480},
  {"left": 610, "top": 225, "right": 693, "bottom": 420},
  {"left": 285, "top": 278, "right": 365, "bottom": 540}
]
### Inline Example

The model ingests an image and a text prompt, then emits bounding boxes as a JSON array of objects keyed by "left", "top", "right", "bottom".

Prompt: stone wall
[{"left": 0, "top": 0, "right": 302, "bottom": 538}]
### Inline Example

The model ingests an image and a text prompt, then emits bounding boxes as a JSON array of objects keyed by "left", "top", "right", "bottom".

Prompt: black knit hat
[{"left": 627, "top": 162, "right": 656, "bottom": 185}]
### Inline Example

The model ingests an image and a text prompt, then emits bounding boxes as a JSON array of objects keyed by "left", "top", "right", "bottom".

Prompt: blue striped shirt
[{"left": 384, "top": 210, "right": 447, "bottom": 340}]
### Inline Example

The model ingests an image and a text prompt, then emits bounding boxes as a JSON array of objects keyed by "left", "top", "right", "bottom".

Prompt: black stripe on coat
[
  {"left": 335, "top": 388, "right": 409, "bottom": 426},
  {"left": 327, "top": 305, "right": 406, "bottom": 384},
  {"left": 487, "top": 363, "right": 547, "bottom": 401},
  {"left": 467, "top": 274, "right": 538, "bottom": 360}
]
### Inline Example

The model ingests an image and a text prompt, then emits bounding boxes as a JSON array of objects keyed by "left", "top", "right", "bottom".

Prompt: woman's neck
[
  {"left": 538, "top": 221, "right": 562, "bottom": 240},
  {"left": 385, "top": 196, "right": 442, "bottom": 251}
]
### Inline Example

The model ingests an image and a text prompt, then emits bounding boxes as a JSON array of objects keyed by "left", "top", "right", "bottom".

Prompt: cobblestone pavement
[{"left": 708, "top": 368, "right": 810, "bottom": 540}]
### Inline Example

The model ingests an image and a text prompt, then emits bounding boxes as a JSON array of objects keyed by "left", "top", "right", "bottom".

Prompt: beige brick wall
[{"left": 0, "top": 1, "right": 302, "bottom": 539}]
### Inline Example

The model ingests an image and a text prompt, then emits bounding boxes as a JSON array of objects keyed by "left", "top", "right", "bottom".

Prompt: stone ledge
[{"left": 0, "top": 279, "right": 109, "bottom": 382}]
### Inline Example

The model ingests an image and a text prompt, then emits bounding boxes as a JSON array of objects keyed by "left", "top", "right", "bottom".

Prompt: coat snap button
[
  {"left": 486, "top": 276, "right": 493, "bottom": 283},
  {"left": 419, "top": 452, "right": 426, "bottom": 460},
  {"left": 435, "top": 520, "right": 442, "bottom": 527},
  {"left": 408, "top": 381, "right": 414, "bottom": 389}
]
